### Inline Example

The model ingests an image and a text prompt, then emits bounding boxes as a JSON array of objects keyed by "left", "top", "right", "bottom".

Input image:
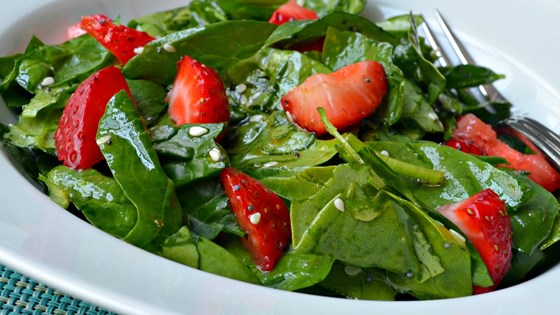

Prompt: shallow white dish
[{"left": 1, "top": 0, "right": 560, "bottom": 314}]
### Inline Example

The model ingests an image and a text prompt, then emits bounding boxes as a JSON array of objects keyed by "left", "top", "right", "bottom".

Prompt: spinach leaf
[
  {"left": 506, "top": 171, "right": 560, "bottom": 255},
  {"left": 215, "top": 0, "right": 285, "bottom": 20},
  {"left": 4, "top": 84, "right": 75, "bottom": 153},
  {"left": 176, "top": 177, "right": 243, "bottom": 239},
  {"left": 367, "top": 141, "right": 526, "bottom": 211},
  {"left": 290, "top": 164, "right": 472, "bottom": 298},
  {"left": 1, "top": 35, "right": 112, "bottom": 97},
  {"left": 128, "top": 2, "right": 228, "bottom": 37},
  {"left": 376, "top": 14, "right": 424, "bottom": 39},
  {"left": 123, "top": 20, "right": 277, "bottom": 85},
  {"left": 126, "top": 80, "right": 169, "bottom": 126},
  {"left": 41, "top": 165, "right": 137, "bottom": 239},
  {"left": 439, "top": 65, "right": 505, "bottom": 89},
  {"left": 97, "top": 91, "right": 182, "bottom": 250},
  {"left": 319, "top": 262, "right": 397, "bottom": 300},
  {"left": 150, "top": 123, "right": 228, "bottom": 187},
  {"left": 161, "top": 226, "right": 199, "bottom": 268},
  {"left": 225, "top": 238, "right": 334, "bottom": 291},
  {"left": 265, "top": 12, "right": 397, "bottom": 49},
  {"left": 224, "top": 47, "right": 331, "bottom": 112},
  {"left": 161, "top": 227, "right": 260, "bottom": 284},
  {"left": 260, "top": 166, "right": 336, "bottom": 201},
  {"left": 224, "top": 111, "right": 338, "bottom": 178},
  {"left": 301, "top": 0, "right": 366, "bottom": 15}
]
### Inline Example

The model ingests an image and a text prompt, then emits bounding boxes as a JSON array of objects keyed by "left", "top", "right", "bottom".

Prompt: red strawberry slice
[
  {"left": 54, "top": 66, "right": 134, "bottom": 170},
  {"left": 281, "top": 60, "right": 387, "bottom": 136},
  {"left": 437, "top": 189, "right": 512, "bottom": 294},
  {"left": 445, "top": 137, "right": 486, "bottom": 155},
  {"left": 269, "top": 0, "right": 319, "bottom": 25},
  {"left": 80, "top": 14, "right": 155, "bottom": 65},
  {"left": 220, "top": 167, "right": 291, "bottom": 271},
  {"left": 168, "top": 55, "right": 230, "bottom": 126},
  {"left": 452, "top": 114, "right": 560, "bottom": 191}
]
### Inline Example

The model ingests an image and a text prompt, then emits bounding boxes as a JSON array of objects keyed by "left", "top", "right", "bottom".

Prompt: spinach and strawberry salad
[{"left": 1, "top": 0, "right": 560, "bottom": 301}]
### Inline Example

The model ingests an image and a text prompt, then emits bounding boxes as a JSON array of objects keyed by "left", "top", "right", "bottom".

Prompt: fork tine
[
  {"left": 418, "top": 15, "right": 451, "bottom": 67},
  {"left": 433, "top": 9, "right": 506, "bottom": 102},
  {"left": 509, "top": 118, "right": 560, "bottom": 171}
]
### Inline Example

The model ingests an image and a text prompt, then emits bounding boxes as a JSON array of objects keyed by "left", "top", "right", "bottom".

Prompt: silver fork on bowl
[{"left": 420, "top": 9, "right": 560, "bottom": 171}]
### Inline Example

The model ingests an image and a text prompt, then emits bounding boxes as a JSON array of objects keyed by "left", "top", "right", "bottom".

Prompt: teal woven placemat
[{"left": 0, "top": 265, "right": 116, "bottom": 315}]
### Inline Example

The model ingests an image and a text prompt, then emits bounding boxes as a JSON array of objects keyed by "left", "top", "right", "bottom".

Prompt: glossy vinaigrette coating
[{"left": 1, "top": 0, "right": 559, "bottom": 302}]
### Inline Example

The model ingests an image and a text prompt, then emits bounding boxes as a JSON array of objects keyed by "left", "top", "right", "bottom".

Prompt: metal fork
[{"left": 421, "top": 10, "right": 560, "bottom": 171}]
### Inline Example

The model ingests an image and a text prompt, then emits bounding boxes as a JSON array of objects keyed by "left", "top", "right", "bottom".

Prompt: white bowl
[{"left": 1, "top": 0, "right": 560, "bottom": 314}]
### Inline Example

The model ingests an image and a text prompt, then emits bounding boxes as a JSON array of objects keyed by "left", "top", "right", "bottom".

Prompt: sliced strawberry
[
  {"left": 220, "top": 167, "right": 291, "bottom": 271},
  {"left": 445, "top": 137, "right": 486, "bottom": 155},
  {"left": 281, "top": 60, "right": 387, "bottom": 136},
  {"left": 269, "top": 0, "right": 319, "bottom": 25},
  {"left": 54, "top": 66, "right": 134, "bottom": 170},
  {"left": 437, "top": 189, "right": 512, "bottom": 294},
  {"left": 67, "top": 21, "right": 86, "bottom": 39},
  {"left": 80, "top": 14, "right": 155, "bottom": 65},
  {"left": 168, "top": 55, "right": 230, "bottom": 126},
  {"left": 453, "top": 114, "right": 560, "bottom": 191}
]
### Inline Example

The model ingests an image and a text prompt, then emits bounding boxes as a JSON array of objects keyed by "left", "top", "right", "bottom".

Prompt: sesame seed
[
  {"left": 467, "top": 209, "right": 474, "bottom": 216},
  {"left": 209, "top": 148, "right": 222, "bottom": 162},
  {"left": 406, "top": 271, "right": 414, "bottom": 278},
  {"left": 494, "top": 244, "right": 499, "bottom": 252},
  {"left": 344, "top": 266, "right": 362, "bottom": 276},
  {"left": 96, "top": 135, "right": 112, "bottom": 146},
  {"left": 263, "top": 161, "right": 279, "bottom": 168},
  {"left": 249, "top": 213, "right": 261, "bottom": 225},
  {"left": 133, "top": 47, "right": 145, "bottom": 55},
  {"left": 334, "top": 198, "right": 345, "bottom": 212},
  {"left": 233, "top": 185, "right": 240, "bottom": 191},
  {"left": 428, "top": 112, "right": 439, "bottom": 121},
  {"left": 286, "top": 111, "right": 295, "bottom": 123},
  {"left": 443, "top": 243, "right": 450, "bottom": 249},
  {"left": 249, "top": 114, "right": 264, "bottom": 123},
  {"left": 189, "top": 126, "right": 209, "bottom": 137},
  {"left": 380, "top": 150, "right": 390, "bottom": 157},
  {"left": 449, "top": 229, "right": 466, "bottom": 243},
  {"left": 163, "top": 43, "right": 176, "bottom": 53},
  {"left": 239, "top": 94, "right": 248, "bottom": 105},
  {"left": 235, "top": 83, "right": 247, "bottom": 94},
  {"left": 40, "top": 76, "right": 55, "bottom": 87}
]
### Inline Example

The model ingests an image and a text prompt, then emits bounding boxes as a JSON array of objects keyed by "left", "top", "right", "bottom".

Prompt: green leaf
[
  {"left": 176, "top": 177, "right": 243, "bottom": 239},
  {"left": 151, "top": 123, "right": 228, "bottom": 187},
  {"left": 126, "top": 80, "right": 169, "bottom": 126},
  {"left": 123, "top": 20, "right": 277, "bottom": 85},
  {"left": 319, "top": 263, "right": 397, "bottom": 300},
  {"left": 41, "top": 165, "right": 138, "bottom": 239},
  {"left": 224, "top": 111, "right": 338, "bottom": 178},
  {"left": 161, "top": 226, "right": 200, "bottom": 268},
  {"left": 224, "top": 238, "right": 334, "bottom": 291},
  {"left": 97, "top": 90, "right": 182, "bottom": 250},
  {"left": 439, "top": 65, "right": 505, "bottom": 89},
  {"left": 265, "top": 12, "right": 397, "bottom": 49},
  {"left": 197, "top": 236, "right": 260, "bottom": 284},
  {"left": 224, "top": 47, "right": 331, "bottom": 112}
]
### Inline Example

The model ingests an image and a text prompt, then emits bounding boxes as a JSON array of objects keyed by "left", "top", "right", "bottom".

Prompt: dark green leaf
[
  {"left": 97, "top": 91, "right": 182, "bottom": 250},
  {"left": 123, "top": 20, "right": 277, "bottom": 85}
]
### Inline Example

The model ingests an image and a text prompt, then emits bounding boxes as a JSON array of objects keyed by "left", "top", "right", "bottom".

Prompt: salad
[{"left": 1, "top": 0, "right": 559, "bottom": 301}]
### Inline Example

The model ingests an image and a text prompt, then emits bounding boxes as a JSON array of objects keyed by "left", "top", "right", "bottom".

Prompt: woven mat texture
[{"left": 0, "top": 265, "right": 116, "bottom": 315}]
